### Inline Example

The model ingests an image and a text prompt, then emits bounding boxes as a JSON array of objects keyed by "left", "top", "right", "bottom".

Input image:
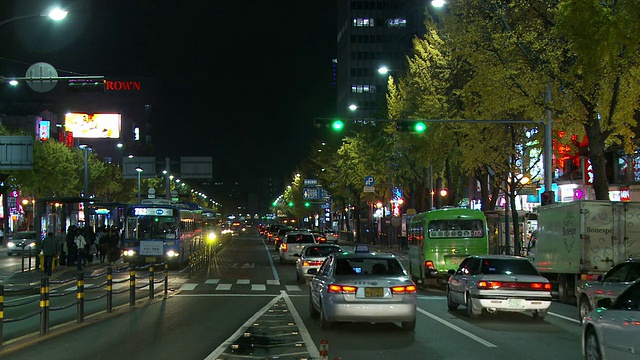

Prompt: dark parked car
[{"left": 6, "top": 231, "right": 39, "bottom": 256}]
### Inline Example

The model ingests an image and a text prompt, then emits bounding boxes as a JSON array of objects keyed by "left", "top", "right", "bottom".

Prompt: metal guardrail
[{"left": 0, "top": 263, "right": 169, "bottom": 347}]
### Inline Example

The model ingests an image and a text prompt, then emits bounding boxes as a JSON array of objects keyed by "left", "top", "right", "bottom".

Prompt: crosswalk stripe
[
  {"left": 266, "top": 279, "right": 280, "bottom": 286},
  {"left": 216, "top": 283, "right": 232, "bottom": 291},
  {"left": 205, "top": 279, "right": 220, "bottom": 284},
  {"left": 180, "top": 283, "right": 198, "bottom": 291},
  {"left": 251, "top": 284, "right": 266, "bottom": 291},
  {"left": 236, "top": 279, "right": 250, "bottom": 285},
  {"left": 285, "top": 285, "right": 302, "bottom": 292}
]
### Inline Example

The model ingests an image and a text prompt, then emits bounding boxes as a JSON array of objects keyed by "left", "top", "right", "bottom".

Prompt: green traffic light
[
  {"left": 332, "top": 120, "right": 344, "bottom": 131},
  {"left": 288, "top": 202, "right": 294, "bottom": 207},
  {"left": 414, "top": 122, "right": 426, "bottom": 133},
  {"left": 304, "top": 202, "right": 310, "bottom": 207}
]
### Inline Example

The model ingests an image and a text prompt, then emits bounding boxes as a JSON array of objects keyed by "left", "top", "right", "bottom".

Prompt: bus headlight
[
  {"left": 124, "top": 249, "right": 136, "bottom": 257},
  {"left": 207, "top": 232, "right": 217, "bottom": 243},
  {"left": 166, "top": 250, "right": 178, "bottom": 257}
]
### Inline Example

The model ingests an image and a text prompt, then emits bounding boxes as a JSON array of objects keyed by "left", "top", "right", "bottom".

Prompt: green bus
[{"left": 407, "top": 207, "right": 489, "bottom": 284}]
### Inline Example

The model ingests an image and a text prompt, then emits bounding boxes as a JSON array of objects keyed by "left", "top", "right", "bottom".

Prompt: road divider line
[
  {"left": 204, "top": 294, "right": 283, "bottom": 360},
  {"left": 281, "top": 290, "right": 321, "bottom": 359},
  {"left": 417, "top": 308, "right": 497, "bottom": 348},
  {"left": 263, "top": 238, "right": 280, "bottom": 282},
  {"left": 549, "top": 311, "right": 581, "bottom": 324}
]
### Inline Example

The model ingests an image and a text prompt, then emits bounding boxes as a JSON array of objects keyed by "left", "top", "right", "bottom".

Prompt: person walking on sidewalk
[
  {"left": 74, "top": 228, "right": 87, "bottom": 271},
  {"left": 37, "top": 232, "right": 58, "bottom": 276}
]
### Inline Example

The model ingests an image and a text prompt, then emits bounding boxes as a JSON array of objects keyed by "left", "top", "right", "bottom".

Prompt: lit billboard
[{"left": 64, "top": 113, "right": 121, "bottom": 139}]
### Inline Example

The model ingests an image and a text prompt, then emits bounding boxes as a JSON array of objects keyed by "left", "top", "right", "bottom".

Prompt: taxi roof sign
[{"left": 354, "top": 244, "right": 370, "bottom": 253}]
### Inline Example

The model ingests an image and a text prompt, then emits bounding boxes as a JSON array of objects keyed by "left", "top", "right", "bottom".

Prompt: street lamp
[
  {"left": 135, "top": 167, "right": 143, "bottom": 204},
  {"left": 0, "top": 7, "right": 68, "bottom": 27}
]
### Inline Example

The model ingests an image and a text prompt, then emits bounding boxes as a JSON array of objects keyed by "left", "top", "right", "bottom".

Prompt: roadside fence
[{"left": 0, "top": 263, "right": 169, "bottom": 347}]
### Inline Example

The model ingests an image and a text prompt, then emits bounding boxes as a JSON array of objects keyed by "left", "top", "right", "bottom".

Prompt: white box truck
[{"left": 527, "top": 200, "right": 640, "bottom": 304}]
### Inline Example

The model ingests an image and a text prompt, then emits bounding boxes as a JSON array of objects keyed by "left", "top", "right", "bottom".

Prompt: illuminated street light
[
  {"left": 0, "top": 7, "right": 68, "bottom": 27},
  {"left": 349, "top": 104, "right": 358, "bottom": 111},
  {"left": 135, "top": 167, "right": 143, "bottom": 204}
]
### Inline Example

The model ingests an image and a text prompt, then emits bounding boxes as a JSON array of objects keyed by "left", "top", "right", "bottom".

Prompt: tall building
[{"left": 336, "top": 0, "right": 427, "bottom": 120}]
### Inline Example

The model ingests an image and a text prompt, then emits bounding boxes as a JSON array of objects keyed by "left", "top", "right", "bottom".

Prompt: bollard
[
  {"left": 0, "top": 285, "right": 3, "bottom": 347},
  {"left": 149, "top": 265, "right": 154, "bottom": 299},
  {"left": 77, "top": 272, "right": 85, "bottom": 323},
  {"left": 129, "top": 269, "right": 136, "bottom": 306},
  {"left": 107, "top": 266, "right": 113, "bottom": 313},
  {"left": 319, "top": 339, "right": 329, "bottom": 360},
  {"left": 164, "top": 263, "right": 168, "bottom": 296},
  {"left": 40, "top": 277, "right": 50, "bottom": 334}
]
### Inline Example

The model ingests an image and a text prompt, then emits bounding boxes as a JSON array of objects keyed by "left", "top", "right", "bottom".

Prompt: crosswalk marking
[
  {"left": 285, "top": 285, "right": 302, "bottom": 292},
  {"left": 267, "top": 279, "right": 280, "bottom": 286},
  {"left": 251, "top": 284, "right": 266, "bottom": 291},
  {"left": 216, "top": 283, "right": 232, "bottom": 291},
  {"left": 236, "top": 279, "right": 250, "bottom": 285},
  {"left": 205, "top": 279, "right": 220, "bottom": 284},
  {"left": 179, "top": 283, "right": 198, "bottom": 291}
]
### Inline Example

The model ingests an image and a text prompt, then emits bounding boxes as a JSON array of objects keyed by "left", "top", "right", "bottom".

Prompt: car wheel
[
  {"left": 320, "top": 303, "right": 332, "bottom": 329},
  {"left": 401, "top": 319, "right": 416, "bottom": 331},
  {"left": 578, "top": 296, "right": 592, "bottom": 321},
  {"left": 532, "top": 309, "right": 547, "bottom": 320},
  {"left": 465, "top": 293, "right": 480, "bottom": 318},
  {"left": 309, "top": 294, "right": 319, "bottom": 318},
  {"left": 584, "top": 328, "right": 602, "bottom": 360},
  {"left": 447, "top": 287, "right": 459, "bottom": 311}
]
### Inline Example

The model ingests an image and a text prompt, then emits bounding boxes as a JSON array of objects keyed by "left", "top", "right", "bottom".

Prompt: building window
[
  {"left": 350, "top": 68, "right": 372, "bottom": 77},
  {"left": 387, "top": 18, "right": 407, "bottom": 27},
  {"left": 353, "top": 18, "right": 375, "bottom": 27},
  {"left": 351, "top": 85, "right": 377, "bottom": 93}
]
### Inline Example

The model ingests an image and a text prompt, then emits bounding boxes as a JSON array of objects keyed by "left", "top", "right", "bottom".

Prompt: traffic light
[
  {"left": 304, "top": 201, "right": 310, "bottom": 207},
  {"left": 314, "top": 118, "right": 345, "bottom": 131},
  {"left": 541, "top": 191, "right": 554, "bottom": 206},
  {"left": 395, "top": 120, "right": 427, "bottom": 133},
  {"left": 288, "top": 201, "right": 294, "bottom": 207},
  {"left": 67, "top": 78, "right": 106, "bottom": 93}
]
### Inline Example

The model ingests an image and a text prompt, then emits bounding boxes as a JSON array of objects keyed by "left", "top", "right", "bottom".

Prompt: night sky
[{"left": 0, "top": 1, "right": 337, "bottom": 199}]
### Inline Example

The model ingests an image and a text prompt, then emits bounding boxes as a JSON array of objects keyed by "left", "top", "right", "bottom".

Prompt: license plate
[
  {"left": 145, "top": 257, "right": 157, "bottom": 262},
  {"left": 507, "top": 298, "right": 526, "bottom": 308},
  {"left": 364, "top": 287, "right": 384, "bottom": 297}
]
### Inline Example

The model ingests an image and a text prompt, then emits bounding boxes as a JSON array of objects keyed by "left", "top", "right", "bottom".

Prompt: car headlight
[
  {"left": 28, "top": 242, "right": 37, "bottom": 248},
  {"left": 124, "top": 249, "right": 136, "bottom": 257},
  {"left": 166, "top": 250, "right": 178, "bottom": 257},
  {"left": 207, "top": 232, "right": 217, "bottom": 243},
  {"left": 7, "top": 241, "right": 15, "bottom": 248}
]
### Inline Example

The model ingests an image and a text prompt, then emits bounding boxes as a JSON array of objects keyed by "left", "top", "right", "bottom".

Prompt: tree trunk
[{"left": 583, "top": 115, "right": 609, "bottom": 200}]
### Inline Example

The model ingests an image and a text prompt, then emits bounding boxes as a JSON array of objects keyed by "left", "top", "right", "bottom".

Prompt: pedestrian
[
  {"left": 37, "top": 232, "right": 58, "bottom": 276},
  {"left": 74, "top": 228, "right": 87, "bottom": 271},
  {"left": 65, "top": 225, "right": 77, "bottom": 266},
  {"left": 96, "top": 226, "right": 108, "bottom": 263}
]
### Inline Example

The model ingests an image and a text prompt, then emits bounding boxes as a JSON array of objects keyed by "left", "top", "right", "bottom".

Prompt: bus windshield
[
  {"left": 428, "top": 219, "right": 485, "bottom": 239},
  {"left": 126, "top": 215, "right": 178, "bottom": 240}
]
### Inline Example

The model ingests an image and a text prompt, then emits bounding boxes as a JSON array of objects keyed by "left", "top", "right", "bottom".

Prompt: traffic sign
[
  {"left": 364, "top": 176, "right": 375, "bottom": 187},
  {"left": 26, "top": 62, "right": 58, "bottom": 93},
  {"left": 364, "top": 186, "right": 375, "bottom": 193}
]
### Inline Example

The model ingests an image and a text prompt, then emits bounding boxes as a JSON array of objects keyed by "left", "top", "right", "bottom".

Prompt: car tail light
[
  {"left": 328, "top": 284, "right": 357, "bottom": 294},
  {"left": 424, "top": 260, "right": 435, "bottom": 270},
  {"left": 281, "top": 243, "right": 288, "bottom": 251},
  {"left": 477, "top": 281, "right": 551, "bottom": 290},
  {"left": 303, "top": 260, "right": 323, "bottom": 266},
  {"left": 391, "top": 285, "right": 417, "bottom": 294}
]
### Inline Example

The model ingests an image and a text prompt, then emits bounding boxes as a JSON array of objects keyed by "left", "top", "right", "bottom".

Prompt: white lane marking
[
  {"left": 179, "top": 283, "right": 198, "bottom": 291},
  {"left": 417, "top": 308, "right": 497, "bottom": 348},
  {"left": 205, "top": 279, "right": 220, "bottom": 284},
  {"left": 251, "top": 284, "right": 267, "bottom": 291},
  {"left": 215, "top": 283, "right": 232, "bottom": 291},
  {"left": 205, "top": 294, "right": 283, "bottom": 360},
  {"left": 237, "top": 279, "right": 250, "bottom": 285},
  {"left": 263, "top": 238, "right": 280, "bottom": 282},
  {"left": 281, "top": 290, "right": 320, "bottom": 359},
  {"left": 549, "top": 311, "right": 581, "bottom": 324},
  {"left": 286, "top": 285, "right": 303, "bottom": 292},
  {"left": 267, "top": 279, "right": 280, "bottom": 286}
]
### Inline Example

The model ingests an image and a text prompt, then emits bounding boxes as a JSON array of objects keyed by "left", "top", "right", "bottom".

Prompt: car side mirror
[
  {"left": 307, "top": 268, "right": 318, "bottom": 275},
  {"left": 447, "top": 269, "right": 456, "bottom": 275},
  {"left": 596, "top": 297, "right": 612, "bottom": 309}
]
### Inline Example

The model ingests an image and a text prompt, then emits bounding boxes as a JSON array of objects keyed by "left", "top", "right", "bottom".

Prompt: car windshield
[
  {"left": 14, "top": 232, "right": 38, "bottom": 240},
  {"left": 304, "top": 246, "right": 341, "bottom": 257},
  {"left": 479, "top": 258, "right": 539, "bottom": 276},
  {"left": 335, "top": 258, "right": 405, "bottom": 276},
  {"left": 287, "top": 234, "right": 315, "bottom": 243}
]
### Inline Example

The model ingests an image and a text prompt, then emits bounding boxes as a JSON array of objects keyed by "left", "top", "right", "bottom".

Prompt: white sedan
[
  {"left": 582, "top": 279, "right": 640, "bottom": 359},
  {"left": 447, "top": 255, "right": 552, "bottom": 319},
  {"left": 295, "top": 244, "right": 342, "bottom": 283}
]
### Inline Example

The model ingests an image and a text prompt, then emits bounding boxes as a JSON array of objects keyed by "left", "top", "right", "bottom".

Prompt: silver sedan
[
  {"left": 295, "top": 244, "right": 342, "bottom": 283},
  {"left": 308, "top": 250, "right": 417, "bottom": 330},
  {"left": 582, "top": 280, "right": 640, "bottom": 360},
  {"left": 447, "top": 255, "right": 552, "bottom": 319}
]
